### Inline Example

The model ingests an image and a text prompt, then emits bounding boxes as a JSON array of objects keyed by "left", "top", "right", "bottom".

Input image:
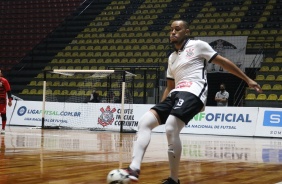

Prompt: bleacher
[
  {"left": 1, "top": 0, "right": 282, "bottom": 106},
  {"left": 0, "top": 0, "right": 83, "bottom": 71}
]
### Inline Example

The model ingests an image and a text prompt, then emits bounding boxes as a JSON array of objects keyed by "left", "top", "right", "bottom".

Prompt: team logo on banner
[{"left": 98, "top": 106, "right": 116, "bottom": 127}]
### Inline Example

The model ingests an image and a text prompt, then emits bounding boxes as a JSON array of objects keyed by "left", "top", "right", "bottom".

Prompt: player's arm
[
  {"left": 3, "top": 79, "right": 12, "bottom": 106},
  {"left": 211, "top": 55, "right": 262, "bottom": 93},
  {"left": 161, "top": 78, "right": 175, "bottom": 102},
  {"left": 7, "top": 91, "right": 12, "bottom": 106}
]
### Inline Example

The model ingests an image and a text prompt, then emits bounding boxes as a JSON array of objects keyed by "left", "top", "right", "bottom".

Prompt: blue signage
[{"left": 263, "top": 111, "right": 282, "bottom": 127}]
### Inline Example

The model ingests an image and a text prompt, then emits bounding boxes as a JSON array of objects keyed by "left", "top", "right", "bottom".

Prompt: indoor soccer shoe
[
  {"left": 123, "top": 167, "right": 140, "bottom": 181},
  {"left": 161, "top": 177, "right": 180, "bottom": 184},
  {"left": 0, "top": 129, "right": 5, "bottom": 134}
]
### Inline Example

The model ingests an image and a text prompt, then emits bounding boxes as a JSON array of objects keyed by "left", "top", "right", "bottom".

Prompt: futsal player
[
  {"left": 0, "top": 71, "right": 12, "bottom": 134},
  {"left": 124, "top": 20, "right": 262, "bottom": 184}
]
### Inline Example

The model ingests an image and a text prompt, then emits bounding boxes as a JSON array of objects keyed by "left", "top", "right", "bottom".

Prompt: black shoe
[
  {"left": 161, "top": 177, "right": 180, "bottom": 184},
  {"left": 123, "top": 167, "right": 140, "bottom": 181}
]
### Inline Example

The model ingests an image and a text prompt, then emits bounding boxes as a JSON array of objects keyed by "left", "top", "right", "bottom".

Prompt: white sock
[
  {"left": 130, "top": 111, "right": 158, "bottom": 170},
  {"left": 165, "top": 115, "right": 185, "bottom": 182}
]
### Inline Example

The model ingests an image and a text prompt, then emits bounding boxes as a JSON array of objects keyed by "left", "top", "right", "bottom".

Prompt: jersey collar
[{"left": 174, "top": 39, "right": 190, "bottom": 52}]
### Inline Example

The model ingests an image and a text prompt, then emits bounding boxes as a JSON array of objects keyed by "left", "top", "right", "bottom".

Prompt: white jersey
[{"left": 167, "top": 39, "right": 217, "bottom": 106}]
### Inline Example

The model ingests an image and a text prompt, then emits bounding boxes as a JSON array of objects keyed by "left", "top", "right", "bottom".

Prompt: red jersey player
[{"left": 0, "top": 71, "right": 12, "bottom": 134}]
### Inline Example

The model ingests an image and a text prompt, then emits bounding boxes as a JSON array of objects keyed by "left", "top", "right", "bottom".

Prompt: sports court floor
[{"left": 1, "top": 126, "right": 282, "bottom": 184}]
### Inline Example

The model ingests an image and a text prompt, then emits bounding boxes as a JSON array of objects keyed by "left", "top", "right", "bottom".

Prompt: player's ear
[{"left": 185, "top": 29, "right": 190, "bottom": 36}]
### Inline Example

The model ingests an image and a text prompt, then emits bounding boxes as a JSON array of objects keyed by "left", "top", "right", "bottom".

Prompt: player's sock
[
  {"left": 130, "top": 111, "right": 158, "bottom": 171},
  {"left": 165, "top": 115, "right": 185, "bottom": 183}
]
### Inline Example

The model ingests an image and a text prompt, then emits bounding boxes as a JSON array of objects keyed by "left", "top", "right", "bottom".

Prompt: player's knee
[
  {"left": 1, "top": 114, "right": 7, "bottom": 121},
  {"left": 165, "top": 123, "right": 175, "bottom": 137},
  {"left": 138, "top": 111, "right": 158, "bottom": 130}
]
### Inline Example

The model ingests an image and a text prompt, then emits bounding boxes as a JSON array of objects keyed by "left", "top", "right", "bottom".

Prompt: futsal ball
[{"left": 106, "top": 169, "right": 131, "bottom": 184}]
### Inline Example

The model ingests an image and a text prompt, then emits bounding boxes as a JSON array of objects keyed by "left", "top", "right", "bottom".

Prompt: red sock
[{"left": 2, "top": 120, "right": 6, "bottom": 130}]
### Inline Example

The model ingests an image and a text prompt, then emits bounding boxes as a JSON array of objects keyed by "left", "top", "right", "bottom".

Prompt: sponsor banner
[
  {"left": 196, "top": 36, "right": 248, "bottom": 73},
  {"left": 10, "top": 101, "right": 152, "bottom": 130},
  {"left": 9, "top": 101, "right": 282, "bottom": 138},
  {"left": 44, "top": 101, "right": 88, "bottom": 128},
  {"left": 255, "top": 108, "right": 282, "bottom": 137},
  {"left": 12, "top": 101, "right": 47, "bottom": 127},
  {"left": 91, "top": 103, "right": 152, "bottom": 131},
  {"left": 153, "top": 107, "right": 258, "bottom": 136},
  {"left": 12, "top": 101, "right": 88, "bottom": 127}
]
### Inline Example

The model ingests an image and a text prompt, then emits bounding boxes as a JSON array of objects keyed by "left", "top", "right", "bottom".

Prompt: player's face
[{"left": 170, "top": 21, "right": 189, "bottom": 44}]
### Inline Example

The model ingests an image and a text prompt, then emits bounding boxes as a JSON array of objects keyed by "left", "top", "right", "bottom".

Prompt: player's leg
[
  {"left": 1, "top": 114, "right": 6, "bottom": 134},
  {"left": 163, "top": 92, "right": 203, "bottom": 184},
  {"left": 126, "top": 97, "right": 173, "bottom": 181},
  {"left": 164, "top": 115, "right": 185, "bottom": 184},
  {"left": 0, "top": 106, "right": 6, "bottom": 134},
  {"left": 125, "top": 110, "right": 159, "bottom": 180}
]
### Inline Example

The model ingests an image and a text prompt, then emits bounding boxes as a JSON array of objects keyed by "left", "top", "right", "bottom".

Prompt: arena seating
[{"left": 0, "top": 0, "right": 83, "bottom": 71}]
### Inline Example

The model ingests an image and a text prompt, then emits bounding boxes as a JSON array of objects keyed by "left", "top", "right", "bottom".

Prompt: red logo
[
  {"left": 98, "top": 106, "right": 116, "bottom": 127},
  {"left": 176, "top": 81, "right": 193, "bottom": 89}
]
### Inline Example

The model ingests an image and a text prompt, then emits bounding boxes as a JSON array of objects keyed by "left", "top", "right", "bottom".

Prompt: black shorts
[{"left": 151, "top": 91, "right": 204, "bottom": 125}]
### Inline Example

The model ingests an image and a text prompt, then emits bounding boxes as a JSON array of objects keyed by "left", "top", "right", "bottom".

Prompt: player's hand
[
  {"left": 8, "top": 101, "right": 12, "bottom": 107},
  {"left": 248, "top": 80, "right": 262, "bottom": 93}
]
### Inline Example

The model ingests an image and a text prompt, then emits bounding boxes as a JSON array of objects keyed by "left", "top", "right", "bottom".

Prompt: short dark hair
[
  {"left": 173, "top": 20, "right": 189, "bottom": 29},
  {"left": 181, "top": 20, "right": 189, "bottom": 29}
]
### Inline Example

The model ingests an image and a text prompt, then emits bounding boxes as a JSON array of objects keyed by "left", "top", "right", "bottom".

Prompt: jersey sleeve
[{"left": 197, "top": 40, "right": 218, "bottom": 63}]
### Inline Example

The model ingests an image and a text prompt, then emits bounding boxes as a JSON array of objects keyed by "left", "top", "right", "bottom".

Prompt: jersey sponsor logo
[
  {"left": 176, "top": 81, "right": 192, "bottom": 89},
  {"left": 263, "top": 111, "right": 282, "bottom": 127}
]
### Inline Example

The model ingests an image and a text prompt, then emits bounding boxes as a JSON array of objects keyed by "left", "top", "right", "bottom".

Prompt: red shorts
[{"left": 0, "top": 104, "right": 6, "bottom": 114}]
